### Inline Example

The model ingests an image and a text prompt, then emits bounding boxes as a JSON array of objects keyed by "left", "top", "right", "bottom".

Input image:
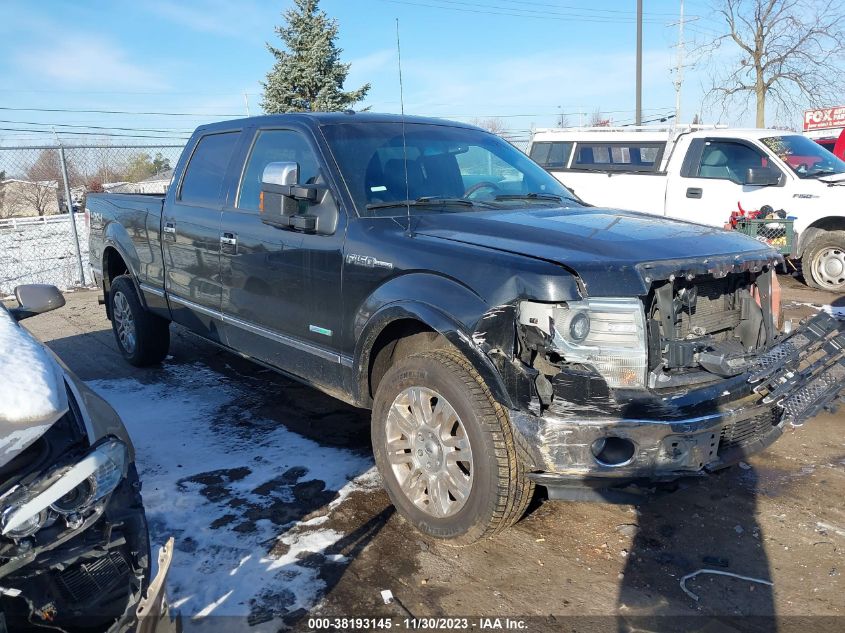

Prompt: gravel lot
[{"left": 12, "top": 275, "right": 845, "bottom": 632}]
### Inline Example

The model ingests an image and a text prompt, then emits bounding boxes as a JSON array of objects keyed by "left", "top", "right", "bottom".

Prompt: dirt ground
[{"left": 14, "top": 275, "right": 845, "bottom": 633}]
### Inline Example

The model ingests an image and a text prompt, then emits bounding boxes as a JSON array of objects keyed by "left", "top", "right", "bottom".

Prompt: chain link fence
[
  {"left": 0, "top": 144, "right": 184, "bottom": 295},
  {"left": 0, "top": 137, "right": 534, "bottom": 296}
]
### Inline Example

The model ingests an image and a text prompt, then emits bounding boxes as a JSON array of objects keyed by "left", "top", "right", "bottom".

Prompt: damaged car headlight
[
  {"left": 1, "top": 439, "right": 128, "bottom": 538},
  {"left": 519, "top": 298, "right": 648, "bottom": 389}
]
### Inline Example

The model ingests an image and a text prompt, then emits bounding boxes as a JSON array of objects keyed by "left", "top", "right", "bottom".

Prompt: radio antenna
[{"left": 396, "top": 18, "right": 413, "bottom": 236}]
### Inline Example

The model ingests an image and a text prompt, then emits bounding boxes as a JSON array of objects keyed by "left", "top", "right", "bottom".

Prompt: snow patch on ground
[
  {"left": 0, "top": 216, "right": 92, "bottom": 294},
  {"left": 785, "top": 302, "right": 845, "bottom": 317},
  {"left": 0, "top": 308, "right": 67, "bottom": 467},
  {"left": 88, "top": 364, "right": 379, "bottom": 630}
]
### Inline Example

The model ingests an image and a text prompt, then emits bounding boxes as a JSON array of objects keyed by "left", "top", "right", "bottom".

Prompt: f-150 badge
[{"left": 346, "top": 254, "right": 394, "bottom": 270}]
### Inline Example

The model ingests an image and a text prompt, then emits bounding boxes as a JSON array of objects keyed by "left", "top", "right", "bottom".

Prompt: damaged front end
[
  {"left": 0, "top": 385, "right": 150, "bottom": 632},
  {"left": 472, "top": 254, "right": 845, "bottom": 498},
  {"left": 0, "top": 289, "right": 157, "bottom": 632}
]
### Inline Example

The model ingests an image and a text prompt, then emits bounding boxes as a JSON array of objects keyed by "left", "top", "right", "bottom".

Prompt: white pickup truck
[{"left": 528, "top": 126, "right": 845, "bottom": 290}]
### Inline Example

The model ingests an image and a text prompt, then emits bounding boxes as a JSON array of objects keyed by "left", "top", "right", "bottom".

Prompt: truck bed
[{"left": 87, "top": 192, "right": 166, "bottom": 294}]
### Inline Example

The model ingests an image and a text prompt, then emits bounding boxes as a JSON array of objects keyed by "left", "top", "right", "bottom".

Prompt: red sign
[{"left": 804, "top": 106, "right": 845, "bottom": 131}]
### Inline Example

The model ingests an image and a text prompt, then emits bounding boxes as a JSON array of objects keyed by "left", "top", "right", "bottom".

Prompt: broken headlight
[
  {"left": 1, "top": 439, "right": 127, "bottom": 539},
  {"left": 519, "top": 298, "right": 648, "bottom": 389}
]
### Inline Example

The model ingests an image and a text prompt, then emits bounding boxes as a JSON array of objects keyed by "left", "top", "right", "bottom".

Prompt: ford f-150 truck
[
  {"left": 529, "top": 126, "right": 845, "bottom": 291},
  {"left": 88, "top": 113, "right": 845, "bottom": 544}
]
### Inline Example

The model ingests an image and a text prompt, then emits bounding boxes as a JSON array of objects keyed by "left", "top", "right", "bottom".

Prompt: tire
[
  {"left": 108, "top": 275, "right": 170, "bottom": 366},
  {"left": 371, "top": 349, "right": 534, "bottom": 545},
  {"left": 804, "top": 230, "right": 845, "bottom": 291}
]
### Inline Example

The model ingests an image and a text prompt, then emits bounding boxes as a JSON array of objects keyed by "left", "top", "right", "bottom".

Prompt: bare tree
[
  {"left": 470, "top": 117, "right": 508, "bottom": 135},
  {"left": 702, "top": 0, "right": 845, "bottom": 126},
  {"left": 22, "top": 150, "right": 66, "bottom": 216},
  {"left": 590, "top": 108, "right": 611, "bottom": 127},
  {"left": 18, "top": 181, "right": 58, "bottom": 217},
  {"left": 557, "top": 112, "right": 571, "bottom": 128}
]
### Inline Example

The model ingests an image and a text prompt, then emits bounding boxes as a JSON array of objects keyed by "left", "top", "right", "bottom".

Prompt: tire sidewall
[
  {"left": 806, "top": 231, "right": 845, "bottom": 291},
  {"left": 372, "top": 353, "right": 501, "bottom": 543},
  {"left": 109, "top": 277, "right": 143, "bottom": 363}
]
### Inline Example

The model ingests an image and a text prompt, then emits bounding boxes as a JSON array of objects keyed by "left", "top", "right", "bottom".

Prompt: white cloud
[
  {"left": 15, "top": 36, "right": 169, "bottom": 91},
  {"left": 347, "top": 48, "right": 396, "bottom": 78},
  {"left": 143, "top": 0, "right": 270, "bottom": 39},
  {"left": 357, "top": 48, "right": 675, "bottom": 128}
]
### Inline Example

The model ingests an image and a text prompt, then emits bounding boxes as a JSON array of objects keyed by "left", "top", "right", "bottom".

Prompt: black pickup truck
[{"left": 88, "top": 113, "right": 845, "bottom": 544}]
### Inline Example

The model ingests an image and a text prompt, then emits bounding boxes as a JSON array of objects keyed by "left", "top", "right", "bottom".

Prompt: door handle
[
  {"left": 163, "top": 222, "right": 176, "bottom": 234},
  {"left": 220, "top": 232, "right": 238, "bottom": 246},
  {"left": 686, "top": 187, "right": 703, "bottom": 199}
]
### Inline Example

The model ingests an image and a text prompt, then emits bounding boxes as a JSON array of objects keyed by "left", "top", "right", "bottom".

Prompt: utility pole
[
  {"left": 674, "top": 0, "right": 685, "bottom": 125},
  {"left": 58, "top": 146, "right": 86, "bottom": 286},
  {"left": 635, "top": 0, "right": 643, "bottom": 126}
]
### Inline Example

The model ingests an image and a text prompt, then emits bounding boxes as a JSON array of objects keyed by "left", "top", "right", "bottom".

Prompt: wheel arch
[
  {"left": 101, "top": 243, "right": 146, "bottom": 318},
  {"left": 354, "top": 302, "right": 514, "bottom": 411},
  {"left": 796, "top": 216, "right": 845, "bottom": 257}
]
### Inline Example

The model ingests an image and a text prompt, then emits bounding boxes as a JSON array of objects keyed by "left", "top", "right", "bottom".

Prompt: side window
[
  {"left": 238, "top": 129, "right": 321, "bottom": 211},
  {"left": 456, "top": 146, "right": 521, "bottom": 180},
  {"left": 697, "top": 141, "right": 767, "bottom": 182},
  {"left": 529, "top": 142, "right": 572, "bottom": 168},
  {"left": 571, "top": 142, "right": 665, "bottom": 172},
  {"left": 179, "top": 132, "right": 240, "bottom": 205}
]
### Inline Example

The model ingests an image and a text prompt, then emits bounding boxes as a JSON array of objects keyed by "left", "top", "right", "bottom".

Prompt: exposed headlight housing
[
  {"left": 519, "top": 298, "right": 648, "bottom": 389},
  {"left": 1, "top": 439, "right": 128, "bottom": 538}
]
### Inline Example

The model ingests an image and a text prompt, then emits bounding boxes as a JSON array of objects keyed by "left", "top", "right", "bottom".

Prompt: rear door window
[
  {"left": 179, "top": 131, "right": 240, "bottom": 206},
  {"left": 529, "top": 141, "right": 573, "bottom": 168},
  {"left": 571, "top": 142, "right": 665, "bottom": 172}
]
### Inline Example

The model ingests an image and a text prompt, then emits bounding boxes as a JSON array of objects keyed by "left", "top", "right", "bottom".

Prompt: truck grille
[
  {"left": 55, "top": 550, "right": 130, "bottom": 605},
  {"left": 678, "top": 277, "right": 744, "bottom": 338},
  {"left": 718, "top": 408, "right": 780, "bottom": 454}
]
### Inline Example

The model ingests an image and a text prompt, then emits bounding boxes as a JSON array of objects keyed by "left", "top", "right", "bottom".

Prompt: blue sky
[{"left": 0, "top": 0, "right": 767, "bottom": 146}]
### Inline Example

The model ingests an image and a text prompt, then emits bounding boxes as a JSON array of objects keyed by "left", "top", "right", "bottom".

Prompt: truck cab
[{"left": 529, "top": 126, "right": 845, "bottom": 290}]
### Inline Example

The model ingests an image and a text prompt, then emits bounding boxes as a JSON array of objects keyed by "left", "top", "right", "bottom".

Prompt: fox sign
[{"left": 804, "top": 106, "right": 845, "bottom": 131}]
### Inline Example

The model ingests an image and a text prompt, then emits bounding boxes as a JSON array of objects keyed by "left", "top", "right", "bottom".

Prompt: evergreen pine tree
[{"left": 261, "top": 0, "right": 370, "bottom": 113}]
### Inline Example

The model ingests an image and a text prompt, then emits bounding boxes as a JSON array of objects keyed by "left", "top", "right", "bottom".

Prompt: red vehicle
[{"left": 815, "top": 128, "right": 845, "bottom": 160}]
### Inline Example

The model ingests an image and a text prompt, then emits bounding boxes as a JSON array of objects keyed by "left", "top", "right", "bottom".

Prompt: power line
[
  {"left": 0, "top": 127, "right": 190, "bottom": 140},
  {"left": 0, "top": 120, "right": 195, "bottom": 134},
  {"left": 471, "top": 0, "right": 694, "bottom": 16},
  {"left": 409, "top": 0, "right": 669, "bottom": 21},
  {"left": 0, "top": 106, "right": 241, "bottom": 117},
  {"left": 376, "top": 0, "right": 668, "bottom": 23}
]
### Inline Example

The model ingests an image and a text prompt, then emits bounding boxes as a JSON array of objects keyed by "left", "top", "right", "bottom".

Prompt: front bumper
[
  {"left": 0, "top": 465, "right": 150, "bottom": 632},
  {"left": 510, "top": 311, "right": 845, "bottom": 485}
]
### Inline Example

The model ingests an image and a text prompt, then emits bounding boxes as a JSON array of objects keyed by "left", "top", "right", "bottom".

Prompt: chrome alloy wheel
[
  {"left": 113, "top": 291, "right": 137, "bottom": 354},
  {"left": 812, "top": 246, "right": 845, "bottom": 288},
  {"left": 385, "top": 386, "right": 473, "bottom": 518}
]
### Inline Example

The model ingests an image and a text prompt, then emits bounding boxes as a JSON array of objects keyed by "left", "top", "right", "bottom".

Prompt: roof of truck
[
  {"left": 194, "top": 112, "right": 479, "bottom": 134},
  {"left": 531, "top": 126, "right": 797, "bottom": 144}
]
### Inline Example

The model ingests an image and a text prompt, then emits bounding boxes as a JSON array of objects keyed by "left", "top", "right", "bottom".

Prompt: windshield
[
  {"left": 320, "top": 122, "right": 581, "bottom": 216},
  {"left": 760, "top": 134, "right": 845, "bottom": 179}
]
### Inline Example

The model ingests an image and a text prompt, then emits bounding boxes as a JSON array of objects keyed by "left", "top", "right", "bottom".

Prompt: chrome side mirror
[{"left": 262, "top": 162, "right": 299, "bottom": 187}]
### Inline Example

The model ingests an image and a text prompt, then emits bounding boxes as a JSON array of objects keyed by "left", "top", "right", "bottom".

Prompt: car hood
[
  {"left": 413, "top": 206, "right": 781, "bottom": 296},
  {"left": 0, "top": 308, "right": 68, "bottom": 469}
]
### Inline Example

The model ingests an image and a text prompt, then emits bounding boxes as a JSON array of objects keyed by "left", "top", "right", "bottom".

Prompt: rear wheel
[
  {"left": 371, "top": 349, "right": 533, "bottom": 545},
  {"left": 805, "top": 230, "right": 845, "bottom": 291},
  {"left": 109, "top": 276, "right": 170, "bottom": 366}
]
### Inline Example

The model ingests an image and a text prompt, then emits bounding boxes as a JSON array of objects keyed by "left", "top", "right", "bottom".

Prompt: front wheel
[
  {"left": 804, "top": 230, "right": 845, "bottom": 292},
  {"left": 371, "top": 349, "right": 534, "bottom": 545},
  {"left": 109, "top": 276, "right": 170, "bottom": 366}
]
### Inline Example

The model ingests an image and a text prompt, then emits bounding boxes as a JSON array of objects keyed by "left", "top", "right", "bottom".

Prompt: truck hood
[
  {"left": 413, "top": 206, "right": 781, "bottom": 296},
  {"left": 0, "top": 308, "right": 68, "bottom": 469}
]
